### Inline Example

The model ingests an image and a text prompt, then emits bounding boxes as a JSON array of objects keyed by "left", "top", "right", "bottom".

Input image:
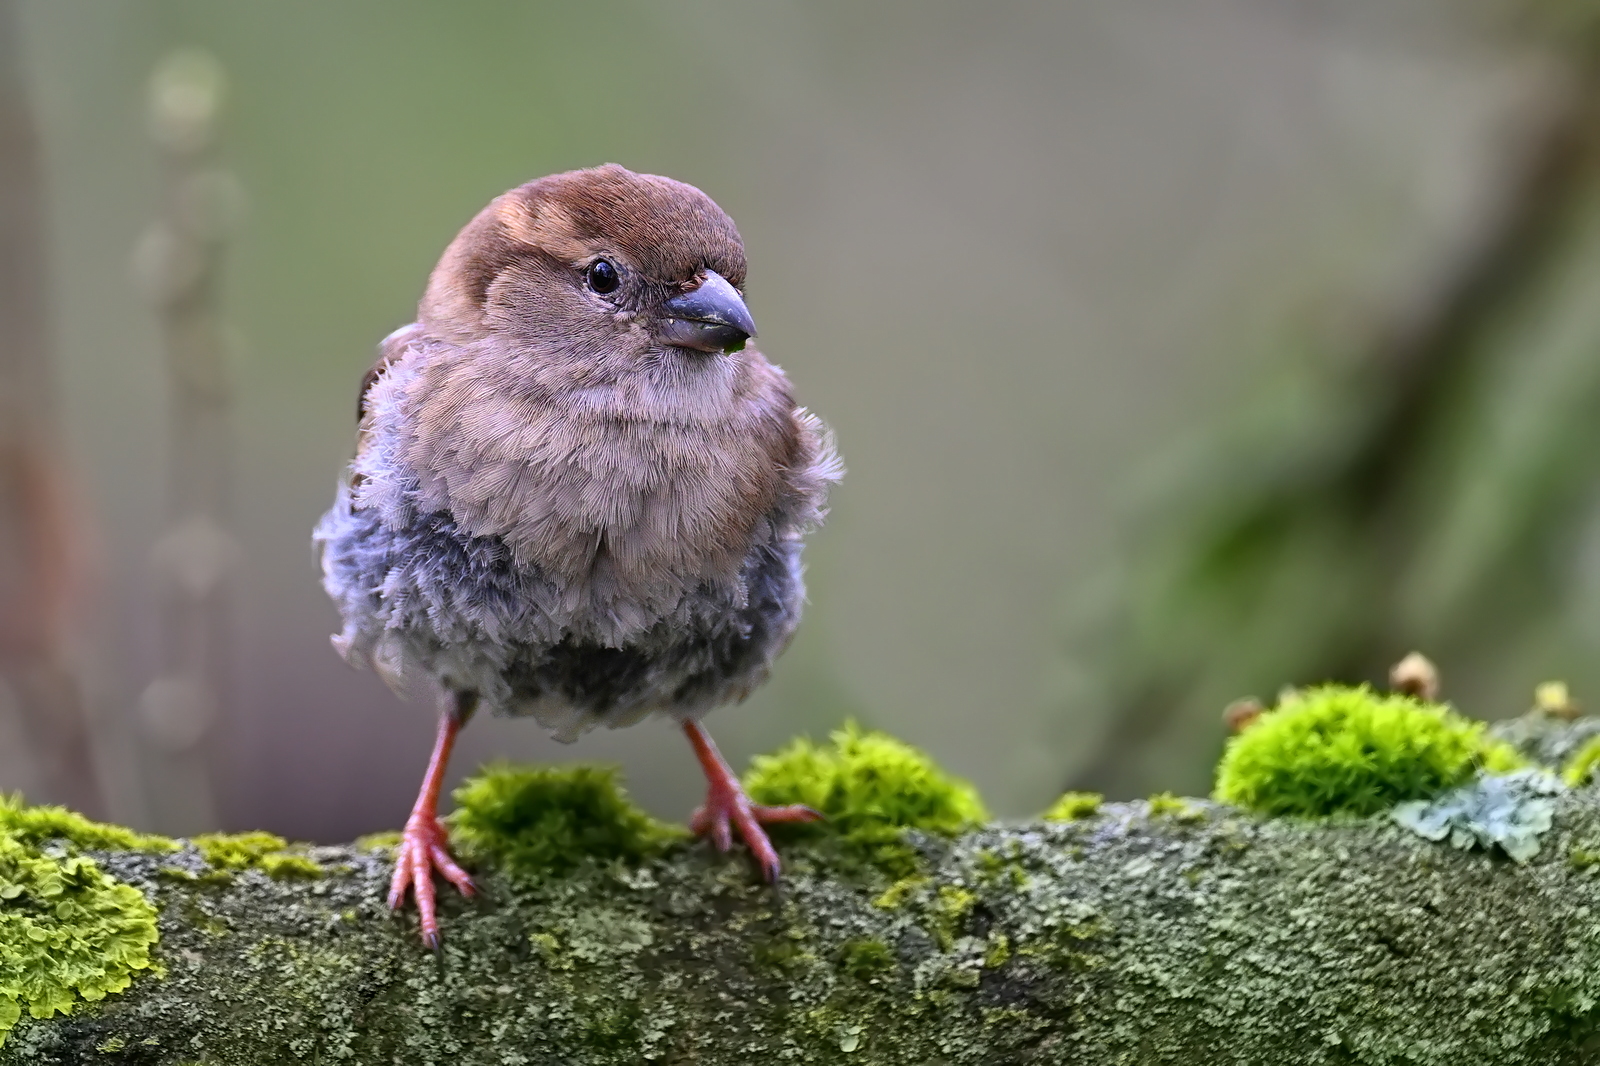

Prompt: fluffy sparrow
[{"left": 315, "top": 165, "right": 841, "bottom": 946}]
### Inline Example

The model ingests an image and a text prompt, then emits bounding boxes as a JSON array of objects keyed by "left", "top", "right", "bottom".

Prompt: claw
[
  {"left": 389, "top": 812, "right": 474, "bottom": 948},
  {"left": 683, "top": 719, "right": 821, "bottom": 882}
]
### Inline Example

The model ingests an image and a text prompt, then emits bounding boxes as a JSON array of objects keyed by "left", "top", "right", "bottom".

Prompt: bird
[{"left": 313, "top": 164, "right": 842, "bottom": 947}]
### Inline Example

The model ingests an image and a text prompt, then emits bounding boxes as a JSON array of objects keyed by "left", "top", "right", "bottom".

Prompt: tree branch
[{"left": 6, "top": 721, "right": 1600, "bottom": 1065}]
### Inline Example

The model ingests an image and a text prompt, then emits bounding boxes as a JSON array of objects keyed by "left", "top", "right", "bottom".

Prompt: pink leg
[
  {"left": 683, "top": 719, "right": 820, "bottom": 882},
  {"left": 388, "top": 693, "right": 476, "bottom": 949}
]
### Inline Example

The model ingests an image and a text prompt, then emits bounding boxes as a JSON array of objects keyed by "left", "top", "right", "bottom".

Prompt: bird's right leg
[{"left": 388, "top": 689, "right": 477, "bottom": 949}]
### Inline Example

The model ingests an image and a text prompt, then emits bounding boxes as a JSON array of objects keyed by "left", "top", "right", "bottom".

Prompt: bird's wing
[
  {"left": 357, "top": 322, "right": 424, "bottom": 423},
  {"left": 350, "top": 323, "right": 428, "bottom": 478}
]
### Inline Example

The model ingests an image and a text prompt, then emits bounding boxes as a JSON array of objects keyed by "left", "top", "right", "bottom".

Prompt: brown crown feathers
[{"left": 421, "top": 163, "right": 748, "bottom": 344}]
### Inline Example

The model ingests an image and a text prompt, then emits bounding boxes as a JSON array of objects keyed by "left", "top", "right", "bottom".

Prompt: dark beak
[{"left": 657, "top": 270, "right": 757, "bottom": 354}]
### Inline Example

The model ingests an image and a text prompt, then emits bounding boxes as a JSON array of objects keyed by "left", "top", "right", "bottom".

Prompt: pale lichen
[{"left": 1392, "top": 769, "right": 1562, "bottom": 862}]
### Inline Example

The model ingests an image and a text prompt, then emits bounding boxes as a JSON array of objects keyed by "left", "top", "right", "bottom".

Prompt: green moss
[
  {"left": 448, "top": 763, "right": 685, "bottom": 878},
  {"left": 872, "top": 875, "right": 929, "bottom": 910},
  {"left": 155, "top": 865, "right": 233, "bottom": 888},
  {"left": 0, "top": 795, "right": 175, "bottom": 853},
  {"left": 1011, "top": 897, "right": 1106, "bottom": 977},
  {"left": 1570, "top": 844, "right": 1600, "bottom": 870},
  {"left": 1481, "top": 741, "right": 1528, "bottom": 775},
  {"left": 192, "top": 831, "right": 322, "bottom": 879},
  {"left": 1042, "top": 790, "right": 1102, "bottom": 822},
  {"left": 1147, "top": 792, "right": 1205, "bottom": 822},
  {"left": 0, "top": 833, "right": 161, "bottom": 1047},
  {"left": 1214, "top": 684, "right": 1525, "bottom": 817},
  {"left": 352, "top": 830, "right": 401, "bottom": 852},
  {"left": 974, "top": 847, "right": 1030, "bottom": 891},
  {"left": 752, "top": 937, "right": 811, "bottom": 974},
  {"left": 528, "top": 930, "right": 560, "bottom": 961},
  {"left": 874, "top": 877, "right": 980, "bottom": 953},
  {"left": 838, "top": 937, "right": 895, "bottom": 980},
  {"left": 256, "top": 854, "right": 323, "bottom": 879},
  {"left": 577, "top": 1001, "right": 642, "bottom": 1052},
  {"left": 743, "top": 721, "right": 988, "bottom": 878},
  {"left": 193, "top": 830, "right": 286, "bottom": 869},
  {"left": 1564, "top": 735, "right": 1600, "bottom": 787},
  {"left": 931, "top": 885, "right": 978, "bottom": 951}
]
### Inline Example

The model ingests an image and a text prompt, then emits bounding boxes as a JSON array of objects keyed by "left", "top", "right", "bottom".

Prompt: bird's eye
[{"left": 586, "top": 259, "right": 621, "bottom": 295}]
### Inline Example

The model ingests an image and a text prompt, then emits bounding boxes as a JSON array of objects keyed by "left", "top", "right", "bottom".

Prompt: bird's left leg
[
  {"left": 389, "top": 689, "right": 477, "bottom": 948},
  {"left": 683, "top": 719, "right": 820, "bottom": 882}
]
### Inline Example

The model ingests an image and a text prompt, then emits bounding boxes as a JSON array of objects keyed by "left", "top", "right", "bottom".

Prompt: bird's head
[{"left": 419, "top": 164, "right": 756, "bottom": 364}]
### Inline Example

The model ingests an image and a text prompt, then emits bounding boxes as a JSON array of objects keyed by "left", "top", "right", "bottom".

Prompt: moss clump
[
  {"left": 0, "top": 795, "right": 175, "bottom": 853},
  {"left": 872, "top": 876, "right": 929, "bottom": 913},
  {"left": 0, "top": 833, "right": 161, "bottom": 1046},
  {"left": 448, "top": 764, "right": 685, "bottom": 879},
  {"left": 931, "top": 884, "right": 978, "bottom": 951},
  {"left": 872, "top": 878, "right": 978, "bottom": 952},
  {"left": 975, "top": 847, "right": 1030, "bottom": 891},
  {"left": 838, "top": 938, "right": 895, "bottom": 979},
  {"left": 1042, "top": 791, "right": 1102, "bottom": 822},
  {"left": 752, "top": 937, "right": 811, "bottom": 974},
  {"left": 1564, "top": 735, "right": 1600, "bottom": 787},
  {"left": 743, "top": 722, "right": 988, "bottom": 878},
  {"left": 192, "top": 831, "right": 322, "bottom": 879},
  {"left": 1214, "top": 684, "right": 1524, "bottom": 817},
  {"left": 984, "top": 931, "right": 1012, "bottom": 968},
  {"left": 352, "top": 830, "right": 401, "bottom": 852},
  {"left": 1147, "top": 792, "right": 1205, "bottom": 822},
  {"left": 258, "top": 854, "right": 321, "bottom": 879},
  {"left": 1570, "top": 844, "right": 1600, "bottom": 870}
]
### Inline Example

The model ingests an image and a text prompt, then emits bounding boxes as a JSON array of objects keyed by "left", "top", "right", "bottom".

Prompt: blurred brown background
[{"left": 4, "top": 0, "right": 1599, "bottom": 842}]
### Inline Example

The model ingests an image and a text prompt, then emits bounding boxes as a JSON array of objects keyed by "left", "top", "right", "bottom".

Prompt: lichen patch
[{"left": 0, "top": 831, "right": 161, "bottom": 1047}]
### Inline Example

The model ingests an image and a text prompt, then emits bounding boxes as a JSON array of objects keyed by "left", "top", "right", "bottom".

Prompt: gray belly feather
[{"left": 314, "top": 489, "right": 805, "bottom": 740}]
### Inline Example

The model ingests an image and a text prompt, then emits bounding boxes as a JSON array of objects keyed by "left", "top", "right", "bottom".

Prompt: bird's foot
[
  {"left": 388, "top": 811, "right": 475, "bottom": 949},
  {"left": 690, "top": 779, "right": 820, "bottom": 883}
]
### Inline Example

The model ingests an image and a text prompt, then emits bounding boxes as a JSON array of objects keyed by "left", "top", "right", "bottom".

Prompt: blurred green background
[{"left": 3, "top": 0, "right": 1598, "bottom": 842}]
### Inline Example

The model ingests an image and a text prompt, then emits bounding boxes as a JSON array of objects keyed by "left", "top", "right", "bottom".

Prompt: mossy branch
[{"left": 6, "top": 711, "right": 1600, "bottom": 1064}]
